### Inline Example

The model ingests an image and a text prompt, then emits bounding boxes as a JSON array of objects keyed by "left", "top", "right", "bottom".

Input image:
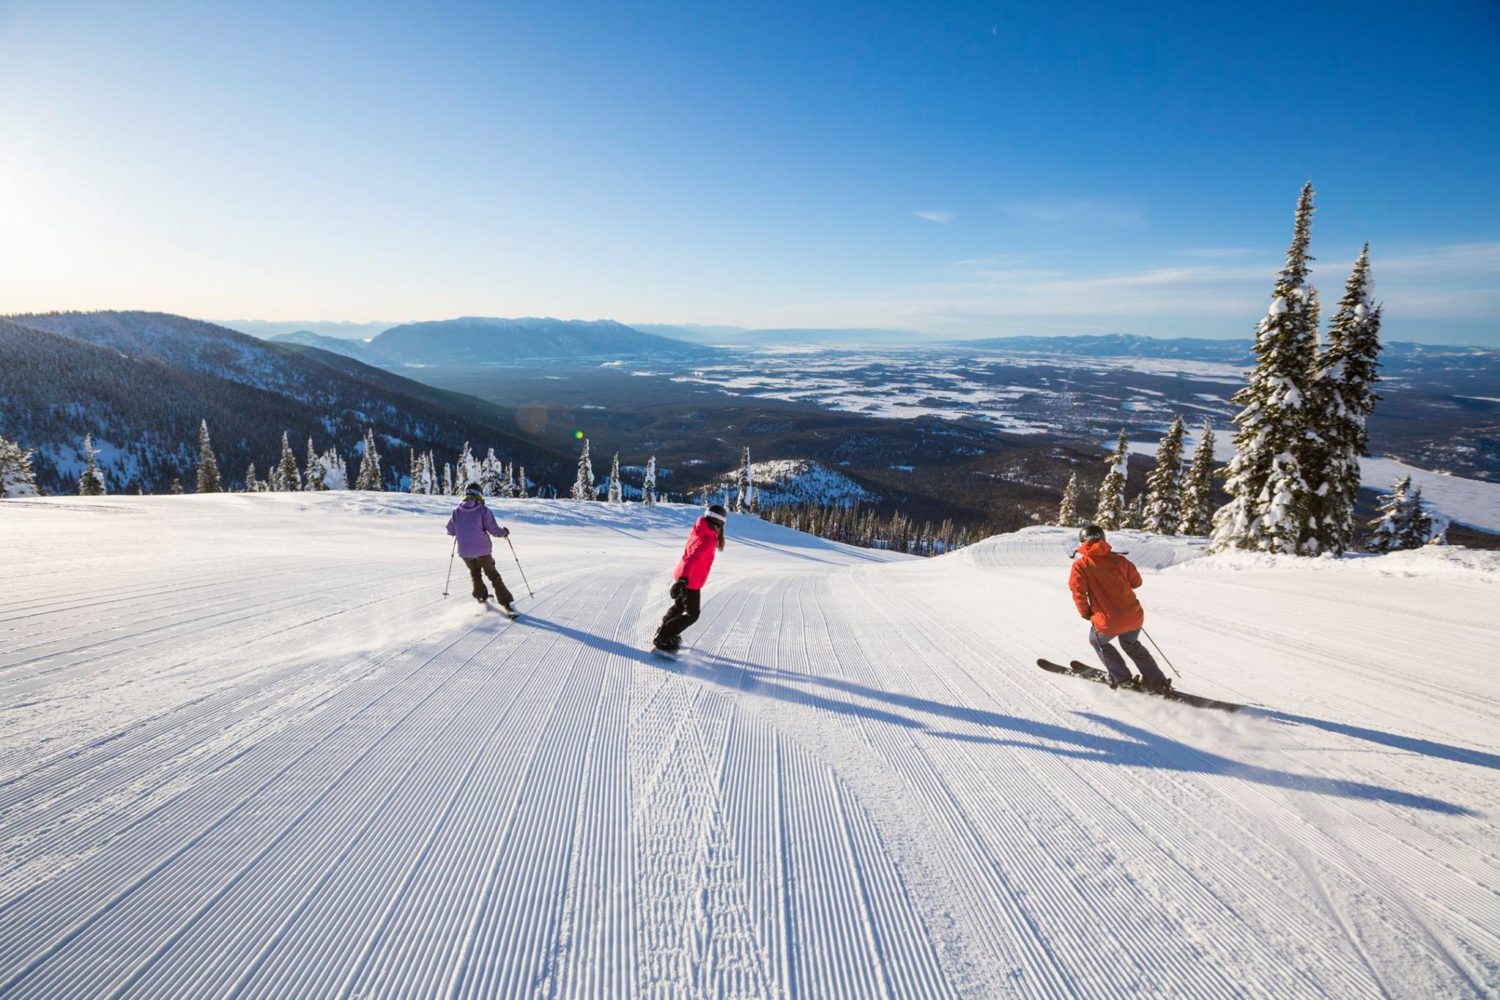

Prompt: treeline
[
  {"left": 1054, "top": 184, "right": 1443, "bottom": 555},
  {"left": 762, "top": 503, "right": 975, "bottom": 557}
]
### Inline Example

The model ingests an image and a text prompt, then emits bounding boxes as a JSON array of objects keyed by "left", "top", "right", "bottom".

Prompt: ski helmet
[
  {"left": 704, "top": 503, "right": 728, "bottom": 525},
  {"left": 463, "top": 482, "right": 483, "bottom": 499},
  {"left": 1079, "top": 524, "right": 1105, "bottom": 544}
]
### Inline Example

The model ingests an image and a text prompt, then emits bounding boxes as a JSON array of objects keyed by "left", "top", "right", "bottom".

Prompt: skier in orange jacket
[{"left": 1069, "top": 524, "right": 1170, "bottom": 691}]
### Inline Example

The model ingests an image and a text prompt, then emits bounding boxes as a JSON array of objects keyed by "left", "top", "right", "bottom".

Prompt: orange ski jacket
[{"left": 1069, "top": 539, "right": 1145, "bottom": 635}]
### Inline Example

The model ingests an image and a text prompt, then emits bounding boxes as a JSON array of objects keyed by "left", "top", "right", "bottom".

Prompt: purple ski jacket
[{"left": 446, "top": 499, "right": 508, "bottom": 558}]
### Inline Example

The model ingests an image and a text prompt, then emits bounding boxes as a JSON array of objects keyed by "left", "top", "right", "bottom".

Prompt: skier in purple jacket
[{"left": 446, "top": 483, "right": 517, "bottom": 613}]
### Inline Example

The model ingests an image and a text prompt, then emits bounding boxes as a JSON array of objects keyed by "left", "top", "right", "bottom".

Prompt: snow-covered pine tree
[
  {"left": 443, "top": 463, "right": 453, "bottom": 496},
  {"left": 750, "top": 483, "right": 760, "bottom": 514},
  {"left": 1180, "top": 421, "right": 1217, "bottom": 536},
  {"left": 78, "top": 434, "right": 106, "bottom": 496},
  {"left": 1404, "top": 485, "right": 1434, "bottom": 549},
  {"left": 607, "top": 452, "right": 623, "bottom": 503},
  {"left": 642, "top": 455, "right": 657, "bottom": 506},
  {"left": 321, "top": 448, "right": 348, "bottom": 490},
  {"left": 243, "top": 462, "right": 261, "bottom": 493},
  {"left": 407, "top": 449, "right": 420, "bottom": 493},
  {"left": 502, "top": 462, "right": 516, "bottom": 498},
  {"left": 0, "top": 433, "right": 40, "bottom": 498},
  {"left": 1094, "top": 430, "right": 1129, "bottom": 530},
  {"left": 1366, "top": 476, "right": 1414, "bottom": 552},
  {"left": 1212, "top": 182, "right": 1323, "bottom": 554},
  {"left": 515, "top": 466, "right": 528, "bottom": 498},
  {"left": 1125, "top": 493, "right": 1146, "bottom": 529},
  {"left": 170, "top": 478, "right": 184, "bottom": 495},
  {"left": 481, "top": 449, "right": 504, "bottom": 496},
  {"left": 1312, "top": 243, "right": 1383, "bottom": 554},
  {"left": 304, "top": 437, "right": 324, "bottom": 491},
  {"left": 196, "top": 419, "right": 221, "bottom": 493},
  {"left": 736, "top": 447, "right": 752, "bottom": 513},
  {"left": 355, "top": 429, "right": 383, "bottom": 490},
  {"left": 273, "top": 432, "right": 300, "bottom": 492},
  {"left": 1056, "top": 472, "right": 1081, "bottom": 527},
  {"left": 1143, "top": 415, "right": 1186, "bottom": 535},
  {"left": 571, "top": 438, "right": 595, "bottom": 500}
]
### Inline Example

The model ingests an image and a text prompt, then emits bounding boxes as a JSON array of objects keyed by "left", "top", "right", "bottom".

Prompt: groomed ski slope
[{"left": 1, "top": 494, "right": 1497, "bottom": 999}]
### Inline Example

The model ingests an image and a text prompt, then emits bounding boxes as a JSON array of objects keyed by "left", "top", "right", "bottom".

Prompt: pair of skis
[{"left": 1037, "top": 659, "right": 1241, "bottom": 712}]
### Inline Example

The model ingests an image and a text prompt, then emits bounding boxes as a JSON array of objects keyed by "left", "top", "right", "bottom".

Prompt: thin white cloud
[
  {"left": 803, "top": 240, "right": 1500, "bottom": 338},
  {"left": 1000, "top": 197, "right": 1145, "bottom": 228},
  {"left": 913, "top": 210, "right": 955, "bottom": 225}
]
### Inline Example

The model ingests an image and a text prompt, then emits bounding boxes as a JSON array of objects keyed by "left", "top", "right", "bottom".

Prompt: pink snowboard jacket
[{"left": 672, "top": 517, "right": 721, "bottom": 590}]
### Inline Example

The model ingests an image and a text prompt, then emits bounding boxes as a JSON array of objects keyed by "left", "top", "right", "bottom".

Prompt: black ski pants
[
  {"left": 1089, "top": 626, "right": 1167, "bottom": 686},
  {"left": 655, "top": 588, "right": 702, "bottom": 647},
  {"left": 464, "top": 554, "right": 514, "bottom": 605}
]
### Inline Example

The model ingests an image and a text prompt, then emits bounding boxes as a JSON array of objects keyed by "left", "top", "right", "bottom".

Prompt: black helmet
[
  {"left": 463, "top": 482, "right": 483, "bottom": 498},
  {"left": 705, "top": 503, "right": 727, "bottom": 525},
  {"left": 1079, "top": 524, "right": 1105, "bottom": 543}
]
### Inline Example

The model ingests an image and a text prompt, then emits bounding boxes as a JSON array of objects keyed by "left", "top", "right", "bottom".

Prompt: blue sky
[{"left": 0, "top": 0, "right": 1496, "bottom": 343}]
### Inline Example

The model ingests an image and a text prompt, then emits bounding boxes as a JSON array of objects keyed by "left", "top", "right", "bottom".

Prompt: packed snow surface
[{"left": 1, "top": 497, "right": 1497, "bottom": 998}]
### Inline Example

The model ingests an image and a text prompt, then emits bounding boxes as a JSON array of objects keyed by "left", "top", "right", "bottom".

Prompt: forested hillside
[{"left": 0, "top": 312, "right": 564, "bottom": 494}]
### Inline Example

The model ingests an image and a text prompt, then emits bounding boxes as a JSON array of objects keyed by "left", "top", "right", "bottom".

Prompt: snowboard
[
  {"left": 1036, "top": 659, "right": 1242, "bottom": 713},
  {"left": 650, "top": 646, "right": 682, "bottom": 662}
]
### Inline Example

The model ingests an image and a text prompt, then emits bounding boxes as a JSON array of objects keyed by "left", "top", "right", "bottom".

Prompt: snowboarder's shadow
[{"left": 517, "top": 619, "right": 1475, "bottom": 817}]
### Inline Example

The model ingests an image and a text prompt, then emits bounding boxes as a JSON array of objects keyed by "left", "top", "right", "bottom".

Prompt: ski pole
[
  {"left": 1141, "top": 627, "right": 1181, "bottom": 677},
  {"left": 506, "top": 536, "right": 534, "bottom": 598},
  {"left": 442, "top": 537, "right": 457, "bottom": 597}
]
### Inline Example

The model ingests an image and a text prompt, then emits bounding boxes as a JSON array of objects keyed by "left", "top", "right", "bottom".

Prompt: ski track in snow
[{"left": 1, "top": 495, "right": 1497, "bottom": 998}]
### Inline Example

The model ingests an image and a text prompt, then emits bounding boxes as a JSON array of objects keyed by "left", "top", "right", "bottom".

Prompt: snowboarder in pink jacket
[{"left": 652, "top": 504, "right": 726, "bottom": 653}]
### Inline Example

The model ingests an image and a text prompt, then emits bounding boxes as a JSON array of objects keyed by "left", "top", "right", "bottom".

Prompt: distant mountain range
[
  {"left": 261, "top": 316, "right": 715, "bottom": 365},
  {"left": 367, "top": 317, "right": 713, "bottom": 363},
  {"left": 0, "top": 312, "right": 564, "bottom": 494}
]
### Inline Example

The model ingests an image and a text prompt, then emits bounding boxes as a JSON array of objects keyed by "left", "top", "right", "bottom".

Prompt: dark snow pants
[
  {"left": 1089, "top": 626, "right": 1168, "bottom": 687},
  {"left": 464, "top": 555, "right": 514, "bottom": 605},
  {"left": 654, "top": 588, "right": 702, "bottom": 647}
]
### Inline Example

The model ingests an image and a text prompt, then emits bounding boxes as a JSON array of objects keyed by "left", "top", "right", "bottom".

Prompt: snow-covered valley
[{"left": 1, "top": 496, "right": 1496, "bottom": 997}]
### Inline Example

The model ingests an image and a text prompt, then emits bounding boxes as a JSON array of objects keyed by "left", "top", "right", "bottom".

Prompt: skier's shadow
[
  {"left": 520, "top": 618, "right": 1474, "bottom": 816},
  {"left": 690, "top": 652, "right": 1476, "bottom": 817}
]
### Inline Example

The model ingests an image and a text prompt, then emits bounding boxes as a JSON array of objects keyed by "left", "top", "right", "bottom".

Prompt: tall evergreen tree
[
  {"left": 196, "top": 419, "right": 221, "bottom": 494},
  {"left": 243, "top": 462, "right": 261, "bottom": 492},
  {"left": 78, "top": 434, "right": 106, "bottom": 496},
  {"left": 515, "top": 465, "right": 529, "bottom": 498},
  {"left": 736, "top": 447, "right": 753, "bottom": 513},
  {"left": 571, "top": 438, "right": 596, "bottom": 500},
  {"left": 304, "top": 437, "right": 324, "bottom": 491},
  {"left": 480, "top": 448, "right": 504, "bottom": 496},
  {"left": 170, "top": 478, "right": 184, "bottom": 495},
  {"left": 642, "top": 455, "right": 657, "bottom": 506},
  {"left": 354, "top": 429, "right": 383, "bottom": 490},
  {"left": 442, "top": 463, "right": 453, "bottom": 496},
  {"left": 1143, "top": 415, "right": 1186, "bottom": 535},
  {"left": 1180, "top": 421, "right": 1217, "bottom": 536},
  {"left": 1056, "top": 472, "right": 1081, "bottom": 527},
  {"left": 1213, "top": 182, "right": 1323, "bottom": 554},
  {"left": 1313, "top": 244, "right": 1383, "bottom": 554},
  {"left": 1094, "top": 429, "right": 1129, "bottom": 530},
  {"left": 273, "top": 431, "right": 301, "bottom": 492},
  {"left": 607, "top": 452, "right": 623, "bottom": 503},
  {"left": 0, "top": 433, "right": 40, "bottom": 498}
]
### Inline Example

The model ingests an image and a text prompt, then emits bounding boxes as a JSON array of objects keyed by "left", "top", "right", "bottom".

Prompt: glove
[
  {"left": 496, "top": 526, "right": 510, "bottom": 538},
  {"left": 670, "top": 577, "right": 687, "bottom": 599}
]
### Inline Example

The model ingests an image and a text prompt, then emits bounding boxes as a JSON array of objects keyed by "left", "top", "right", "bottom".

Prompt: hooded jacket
[
  {"left": 446, "top": 498, "right": 506, "bottom": 559},
  {"left": 1069, "top": 539, "right": 1145, "bottom": 635},
  {"left": 672, "top": 517, "right": 721, "bottom": 590}
]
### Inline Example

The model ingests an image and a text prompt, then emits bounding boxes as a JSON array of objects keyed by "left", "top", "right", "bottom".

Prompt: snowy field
[{"left": 1, "top": 495, "right": 1497, "bottom": 998}]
